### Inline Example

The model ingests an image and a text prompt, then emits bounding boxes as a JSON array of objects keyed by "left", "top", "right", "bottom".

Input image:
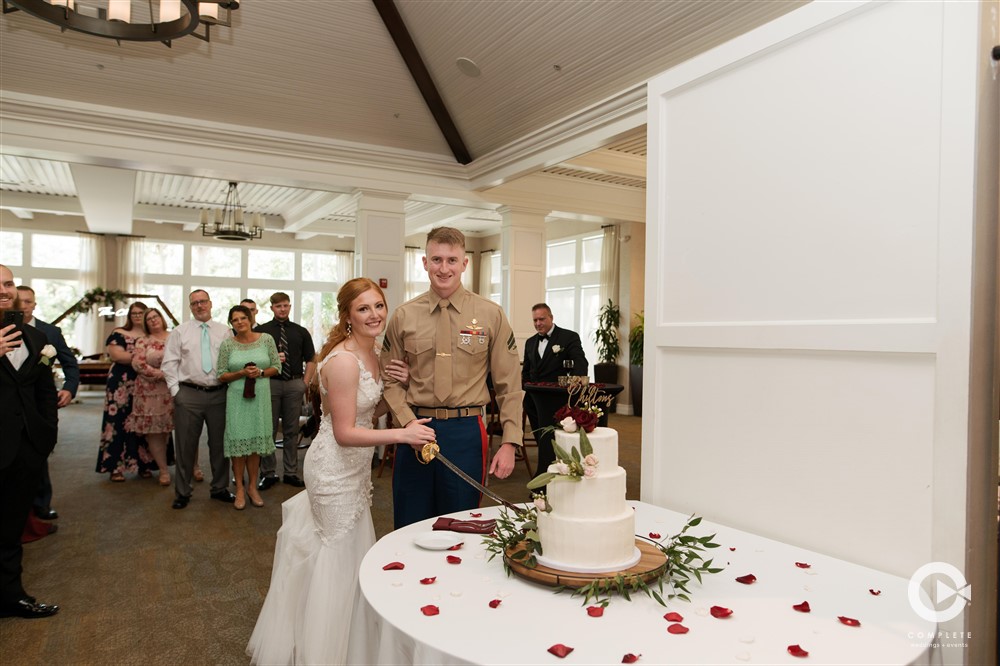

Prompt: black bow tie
[{"left": 538, "top": 334, "right": 549, "bottom": 341}]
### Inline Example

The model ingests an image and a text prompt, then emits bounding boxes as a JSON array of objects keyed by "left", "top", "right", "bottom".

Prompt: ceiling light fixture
[
  {"left": 1, "top": 0, "right": 239, "bottom": 46},
  {"left": 198, "top": 181, "right": 263, "bottom": 242}
]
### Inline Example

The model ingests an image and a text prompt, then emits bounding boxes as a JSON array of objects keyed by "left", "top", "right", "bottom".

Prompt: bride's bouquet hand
[{"left": 402, "top": 417, "right": 436, "bottom": 450}]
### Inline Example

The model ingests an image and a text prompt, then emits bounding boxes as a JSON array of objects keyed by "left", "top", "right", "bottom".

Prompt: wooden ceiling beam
[{"left": 372, "top": 0, "right": 472, "bottom": 165}]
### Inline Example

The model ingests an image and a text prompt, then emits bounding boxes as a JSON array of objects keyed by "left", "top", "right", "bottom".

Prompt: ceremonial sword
[{"left": 417, "top": 442, "right": 524, "bottom": 512}]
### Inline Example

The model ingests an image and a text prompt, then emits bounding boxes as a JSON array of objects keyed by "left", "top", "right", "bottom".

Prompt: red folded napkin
[{"left": 432, "top": 517, "right": 496, "bottom": 534}]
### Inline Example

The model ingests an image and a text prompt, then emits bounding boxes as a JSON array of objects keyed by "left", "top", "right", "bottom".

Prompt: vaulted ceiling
[{"left": 0, "top": 0, "right": 803, "bottom": 239}]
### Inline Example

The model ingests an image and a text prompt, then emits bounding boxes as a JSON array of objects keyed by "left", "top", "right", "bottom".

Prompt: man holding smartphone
[{"left": 0, "top": 264, "right": 60, "bottom": 618}]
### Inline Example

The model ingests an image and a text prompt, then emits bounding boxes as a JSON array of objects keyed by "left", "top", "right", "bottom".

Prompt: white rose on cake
[{"left": 559, "top": 416, "right": 578, "bottom": 432}]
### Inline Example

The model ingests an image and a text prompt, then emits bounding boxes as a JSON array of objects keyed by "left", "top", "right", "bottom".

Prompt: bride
[{"left": 247, "top": 278, "right": 437, "bottom": 665}]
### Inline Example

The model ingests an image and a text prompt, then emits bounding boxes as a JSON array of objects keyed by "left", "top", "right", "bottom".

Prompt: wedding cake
[{"left": 535, "top": 426, "right": 638, "bottom": 573}]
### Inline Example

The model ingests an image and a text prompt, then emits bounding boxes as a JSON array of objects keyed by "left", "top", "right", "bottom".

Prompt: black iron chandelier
[
  {"left": 2, "top": 0, "right": 239, "bottom": 46},
  {"left": 198, "top": 181, "right": 264, "bottom": 242}
]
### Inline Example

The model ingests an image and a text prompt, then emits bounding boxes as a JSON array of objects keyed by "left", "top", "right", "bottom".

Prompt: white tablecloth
[{"left": 358, "top": 502, "right": 935, "bottom": 665}]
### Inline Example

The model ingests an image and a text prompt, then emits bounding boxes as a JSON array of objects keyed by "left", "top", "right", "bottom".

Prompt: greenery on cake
[{"left": 482, "top": 509, "right": 723, "bottom": 606}]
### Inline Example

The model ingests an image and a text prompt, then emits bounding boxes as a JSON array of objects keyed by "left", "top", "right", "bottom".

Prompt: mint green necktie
[{"left": 200, "top": 323, "right": 213, "bottom": 374}]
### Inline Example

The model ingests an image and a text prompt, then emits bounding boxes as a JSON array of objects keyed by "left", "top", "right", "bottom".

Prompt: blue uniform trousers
[{"left": 392, "top": 415, "right": 487, "bottom": 529}]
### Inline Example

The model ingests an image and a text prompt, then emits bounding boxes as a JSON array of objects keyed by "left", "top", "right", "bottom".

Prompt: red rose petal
[
  {"left": 787, "top": 645, "right": 809, "bottom": 658},
  {"left": 710, "top": 605, "right": 733, "bottom": 618},
  {"left": 382, "top": 561, "right": 405, "bottom": 571},
  {"left": 419, "top": 577, "right": 436, "bottom": 585},
  {"left": 446, "top": 555, "right": 462, "bottom": 564},
  {"left": 488, "top": 599, "right": 502, "bottom": 609},
  {"left": 729, "top": 547, "right": 737, "bottom": 551},
  {"left": 792, "top": 601, "right": 811, "bottom": 613},
  {"left": 667, "top": 623, "right": 689, "bottom": 634},
  {"left": 648, "top": 532, "right": 661, "bottom": 539},
  {"left": 735, "top": 574, "right": 757, "bottom": 585},
  {"left": 548, "top": 644, "right": 574, "bottom": 658},
  {"left": 663, "top": 612, "right": 684, "bottom": 622},
  {"left": 447, "top": 543, "right": 463, "bottom": 551},
  {"left": 869, "top": 589, "right": 881, "bottom": 596},
  {"left": 420, "top": 605, "right": 439, "bottom": 616},
  {"left": 795, "top": 562, "right": 811, "bottom": 569},
  {"left": 622, "top": 654, "right": 641, "bottom": 664},
  {"left": 838, "top": 616, "right": 861, "bottom": 627},
  {"left": 470, "top": 512, "right": 482, "bottom": 517},
  {"left": 586, "top": 605, "right": 605, "bottom": 617}
]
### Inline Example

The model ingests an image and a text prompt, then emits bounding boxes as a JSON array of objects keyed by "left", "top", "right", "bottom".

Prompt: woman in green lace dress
[{"left": 217, "top": 305, "right": 281, "bottom": 510}]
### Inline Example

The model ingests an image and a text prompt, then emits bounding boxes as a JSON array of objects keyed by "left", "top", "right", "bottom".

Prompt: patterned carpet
[{"left": 0, "top": 390, "right": 642, "bottom": 665}]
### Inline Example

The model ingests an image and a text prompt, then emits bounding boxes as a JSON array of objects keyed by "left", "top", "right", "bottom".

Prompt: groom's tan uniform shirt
[{"left": 381, "top": 285, "right": 524, "bottom": 445}]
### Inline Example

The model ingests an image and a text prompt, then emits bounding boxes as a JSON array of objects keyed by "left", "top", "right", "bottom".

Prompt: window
[
  {"left": 30, "top": 278, "right": 86, "bottom": 351},
  {"left": 31, "top": 234, "right": 81, "bottom": 269},
  {"left": 137, "top": 284, "right": 184, "bottom": 327},
  {"left": 300, "top": 290, "right": 337, "bottom": 347},
  {"left": 0, "top": 230, "right": 23, "bottom": 265},
  {"left": 204, "top": 287, "right": 243, "bottom": 323},
  {"left": 489, "top": 252, "right": 502, "bottom": 305},
  {"left": 545, "top": 233, "right": 603, "bottom": 370},
  {"left": 141, "top": 242, "right": 184, "bottom": 275},
  {"left": 404, "top": 248, "right": 428, "bottom": 302},
  {"left": 302, "top": 252, "right": 345, "bottom": 282},
  {"left": 191, "top": 244, "right": 241, "bottom": 277},
  {"left": 248, "top": 249, "right": 294, "bottom": 281}
]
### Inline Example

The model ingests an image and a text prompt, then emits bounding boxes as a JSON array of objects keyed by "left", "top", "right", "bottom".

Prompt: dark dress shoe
[
  {"left": 171, "top": 495, "right": 190, "bottom": 510},
  {"left": 282, "top": 475, "right": 305, "bottom": 488},
  {"left": 34, "top": 507, "right": 58, "bottom": 521},
  {"left": 257, "top": 476, "right": 280, "bottom": 491},
  {"left": 210, "top": 490, "right": 236, "bottom": 503},
  {"left": 0, "top": 598, "right": 60, "bottom": 619}
]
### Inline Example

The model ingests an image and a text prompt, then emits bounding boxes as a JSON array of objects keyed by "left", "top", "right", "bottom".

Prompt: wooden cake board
[{"left": 504, "top": 538, "right": 667, "bottom": 589}]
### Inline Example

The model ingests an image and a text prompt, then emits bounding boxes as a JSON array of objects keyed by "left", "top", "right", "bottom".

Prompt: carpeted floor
[{"left": 0, "top": 390, "right": 641, "bottom": 665}]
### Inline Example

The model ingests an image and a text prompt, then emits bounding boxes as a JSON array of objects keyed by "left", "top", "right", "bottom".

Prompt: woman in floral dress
[
  {"left": 95, "top": 301, "right": 154, "bottom": 482},
  {"left": 217, "top": 305, "right": 281, "bottom": 510},
  {"left": 125, "top": 308, "right": 174, "bottom": 486}
]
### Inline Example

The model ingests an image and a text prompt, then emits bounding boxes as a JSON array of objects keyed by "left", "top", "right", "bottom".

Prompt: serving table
[{"left": 357, "top": 502, "right": 934, "bottom": 665}]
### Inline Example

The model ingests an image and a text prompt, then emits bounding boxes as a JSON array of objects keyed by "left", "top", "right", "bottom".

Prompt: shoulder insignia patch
[
  {"left": 506, "top": 332, "right": 516, "bottom": 352},
  {"left": 382, "top": 337, "right": 391, "bottom": 353}
]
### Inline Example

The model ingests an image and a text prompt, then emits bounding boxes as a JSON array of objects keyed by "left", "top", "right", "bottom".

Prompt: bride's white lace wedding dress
[{"left": 247, "top": 350, "right": 382, "bottom": 665}]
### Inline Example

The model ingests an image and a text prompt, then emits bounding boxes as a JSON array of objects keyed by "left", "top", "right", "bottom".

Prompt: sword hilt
[{"left": 417, "top": 441, "right": 440, "bottom": 464}]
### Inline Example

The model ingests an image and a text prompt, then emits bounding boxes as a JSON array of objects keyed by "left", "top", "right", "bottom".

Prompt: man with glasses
[{"left": 161, "top": 290, "right": 235, "bottom": 509}]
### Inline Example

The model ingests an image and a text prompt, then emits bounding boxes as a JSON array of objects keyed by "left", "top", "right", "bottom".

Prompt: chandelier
[
  {"left": 199, "top": 181, "right": 264, "bottom": 242},
  {"left": 1, "top": 0, "right": 239, "bottom": 46}
]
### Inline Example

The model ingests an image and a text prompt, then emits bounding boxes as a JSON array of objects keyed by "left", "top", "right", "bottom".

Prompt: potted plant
[
  {"left": 592, "top": 300, "right": 621, "bottom": 399},
  {"left": 628, "top": 311, "right": 644, "bottom": 416}
]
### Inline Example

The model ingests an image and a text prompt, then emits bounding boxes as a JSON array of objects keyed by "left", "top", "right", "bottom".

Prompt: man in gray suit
[{"left": 18, "top": 285, "right": 79, "bottom": 521}]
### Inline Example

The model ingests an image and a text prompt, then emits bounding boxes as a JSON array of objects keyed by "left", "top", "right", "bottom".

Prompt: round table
[{"left": 357, "top": 502, "right": 935, "bottom": 665}]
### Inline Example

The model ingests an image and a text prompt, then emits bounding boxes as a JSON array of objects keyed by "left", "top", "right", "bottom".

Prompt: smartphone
[{"left": 2, "top": 310, "right": 24, "bottom": 329}]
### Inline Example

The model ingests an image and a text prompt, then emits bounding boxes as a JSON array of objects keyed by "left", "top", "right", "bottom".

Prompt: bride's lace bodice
[{"left": 303, "top": 349, "right": 384, "bottom": 541}]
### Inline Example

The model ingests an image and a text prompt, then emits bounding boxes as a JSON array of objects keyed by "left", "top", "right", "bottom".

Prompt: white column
[
  {"left": 498, "top": 205, "right": 548, "bottom": 347},
  {"left": 354, "top": 190, "right": 408, "bottom": 310}
]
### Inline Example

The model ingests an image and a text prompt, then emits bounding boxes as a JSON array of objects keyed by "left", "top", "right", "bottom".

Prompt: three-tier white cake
[{"left": 535, "top": 427, "right": 638, "bottom": 573}]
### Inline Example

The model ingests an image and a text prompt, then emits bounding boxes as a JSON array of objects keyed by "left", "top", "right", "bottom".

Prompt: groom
[{"left": 0, "top": 264, "right": 60, "bottom": 618}]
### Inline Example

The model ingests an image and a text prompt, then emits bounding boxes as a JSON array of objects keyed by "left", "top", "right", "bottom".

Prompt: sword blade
[{"left": 431, "top": 449, "right": 522, "bottom": 512}]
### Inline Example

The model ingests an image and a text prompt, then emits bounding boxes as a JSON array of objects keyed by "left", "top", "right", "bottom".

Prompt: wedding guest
[
  {"left": 247, "top": 278, "right": 433, "bottom": 664},
  {"left": 521, "top": 302, "right": 589, "bottom": 475},
  {"left": 125, "top": 308, "right": 174, "bottom": 487},
  {"left": 161, "top": 290, "right": 235, "bottom": 509},
  {"left": 254, "top": 292, "right": 315, "bottom": 491},
  {"left": 240, "top": 298, "right": 258, "bottom": 327},
  {"left": 17, "top": 285, "right": 79, "bottom": 521},
  {"left": 217, "top": 305, "right": 280, "bottom": 510},
  {"left": 95, "top": 301, "right": 153, "bottom": 482},
  {"left": 381, "top": 227, "right": 523, "bottom": 529},
  {"left": 0, "top": 264, "right": 60, "bottom": 618}
]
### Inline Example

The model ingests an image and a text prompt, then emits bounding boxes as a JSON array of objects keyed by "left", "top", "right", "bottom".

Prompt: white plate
[{"left": 413, "top": 531, "right": 465, "bottom": 551}]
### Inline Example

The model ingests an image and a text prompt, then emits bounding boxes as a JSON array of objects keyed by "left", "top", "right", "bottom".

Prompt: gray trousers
[
  {"left": 260, "top": 377, "right": 305, "bottom": 478},
  {"left": 172, "top": 385, "right": 229, "bottom": 497}
]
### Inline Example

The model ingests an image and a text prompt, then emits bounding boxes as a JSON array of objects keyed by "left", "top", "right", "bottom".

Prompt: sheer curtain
[
  {"left": 116, "top": 236, "right": 143, "bottom": 295},
  {"left": 478, "top": 250, "right": 492, "bottom": 296},
  {"left": 76, "top": 233, "right": 104, "bottom": 355},
  {"left": 599, "top": 224, "right": 620, "bottom": 306},
  {"left": 462, "top": 252, "right": 474, "bottom": 292},
  {"left": 403, "top": 247, "right": 427, "bottom": 302}
]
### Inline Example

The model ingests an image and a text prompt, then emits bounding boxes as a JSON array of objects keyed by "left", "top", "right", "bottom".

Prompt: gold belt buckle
[{"left": 435, "top": 408, "right": 449, "bottom": 420}]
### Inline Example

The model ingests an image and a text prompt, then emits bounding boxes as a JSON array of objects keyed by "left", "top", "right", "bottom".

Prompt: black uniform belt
[
  {"left": 411, "top": 406, "right": 483, "bottom": 420},
  {"left": 180, "top": 381, "right": 226, "bottom": 392}
]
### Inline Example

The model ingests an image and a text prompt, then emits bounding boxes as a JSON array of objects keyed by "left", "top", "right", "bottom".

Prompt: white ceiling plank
[{"left": 282, "top": 192, "right": 355, "bottom": 233}]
